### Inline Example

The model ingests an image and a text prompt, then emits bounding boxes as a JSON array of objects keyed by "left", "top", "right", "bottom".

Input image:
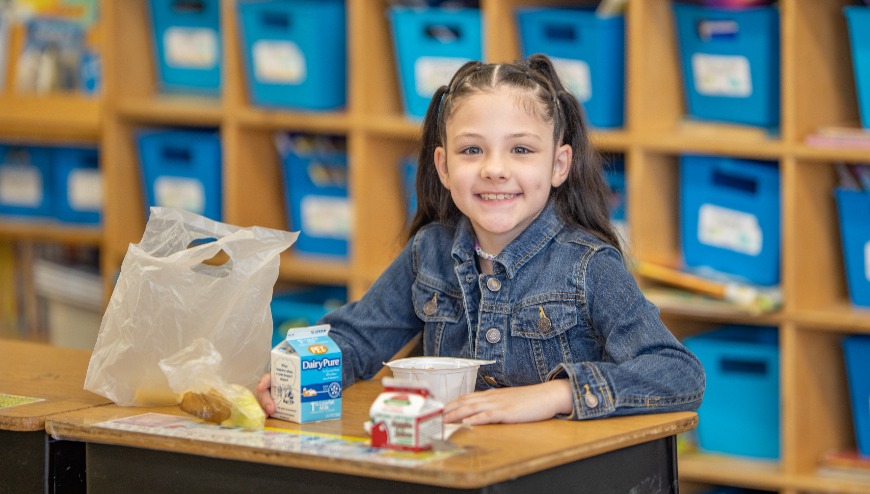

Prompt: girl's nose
[{"left": 481, "top": 154, "right": 509, "bottom": 181}]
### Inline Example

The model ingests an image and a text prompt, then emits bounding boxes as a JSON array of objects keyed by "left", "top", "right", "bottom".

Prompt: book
[
  {"left": 633, "top": 259, "right": 782, "bottom": 315},
  {"left": 821, "top": 448, "right": 870, "bottom": 470},
  {"left": 806, "top": 125, "right": 870, "bottom": 150},
  {"left": 14, "top": 17, "right": 84, "bottom": 94},
  {"left": 815, "top": 448, "right": 870, "bottom": 483}
]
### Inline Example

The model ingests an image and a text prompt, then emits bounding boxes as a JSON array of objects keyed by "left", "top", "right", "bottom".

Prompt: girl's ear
[
  {"left": 551, "top": 143, "right": 572, "bottom": 187},
  {"left": 434, "top": 145, "right": 450, "bottom": 189}
]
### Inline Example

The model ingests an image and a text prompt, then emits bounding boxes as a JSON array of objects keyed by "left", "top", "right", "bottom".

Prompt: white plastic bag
[{"left": 84, "top": 207, "right": 297, "bottom": 406}]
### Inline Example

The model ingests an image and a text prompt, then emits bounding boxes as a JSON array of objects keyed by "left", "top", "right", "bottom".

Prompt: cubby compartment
[
  {"left": 685, "top": 324, "right": 781, "bottom": 460},
  {"left": 0, "top": 2, "right": 866, "bottom": 492},
  {"left": 788, "top": 160, "right": 850, "bottom": 313},
  {"left": 680, "top": 154, "right": 781, "bottom": 286},
  {"left": 786, "top": 326, "right": 854, "bottom": 475}
]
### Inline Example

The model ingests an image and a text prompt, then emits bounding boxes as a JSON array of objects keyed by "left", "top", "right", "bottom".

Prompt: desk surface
[
  {"left": 47, "top": 379, "right": 697, "bottom": 489},
  {"left": 0, "top": 339, "right": 110, "bottom": 431}
]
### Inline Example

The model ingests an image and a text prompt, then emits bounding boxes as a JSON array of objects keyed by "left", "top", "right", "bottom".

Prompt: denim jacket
[{"left": 323, "top": 202, "right": 705, "bottom": 419}]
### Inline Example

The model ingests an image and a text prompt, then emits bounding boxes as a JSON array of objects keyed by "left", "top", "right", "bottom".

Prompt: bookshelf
[{"left": 2, "top": 0, "right": 869, "bottom": 491}]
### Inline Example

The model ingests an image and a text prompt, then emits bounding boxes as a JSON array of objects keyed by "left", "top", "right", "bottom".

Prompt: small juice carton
[
  {"left": 369, "top": 377, "right": 443, "bottom": 451},
  {"left": 270, "top": 324, "right": 342, "bottom": 423}
]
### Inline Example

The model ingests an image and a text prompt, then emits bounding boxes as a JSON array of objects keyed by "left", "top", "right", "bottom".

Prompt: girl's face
[{"left": 434, "top": 87, "right": 571, "bottom": 252}]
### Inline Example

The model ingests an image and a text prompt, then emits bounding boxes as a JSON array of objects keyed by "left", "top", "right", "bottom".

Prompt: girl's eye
[
  {"left": 460, "top": 146, "right": 482, "bottom": 155},
  {"left": 513, "top": 146, "right": 532, "bottom": 154}
]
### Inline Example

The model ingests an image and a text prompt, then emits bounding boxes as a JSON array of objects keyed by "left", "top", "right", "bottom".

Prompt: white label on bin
[
  {"left": 253, "top": 40, "right": 305, "bottom": 84},
  {"left": 551, "top": 57, "right": 591, "bottom": 103},
  {"left": 301, "top": 196, "right": 350, "bottom": 239},
  {"left": 691, "top": 53, "right": 752, "bottom": 98},
  {"left": 154, "top": 176, "right": 206, "bottom": 215},
  {"left": 697, "top": 203, "right": 762, "bottom": 256},
  {"left": 865, "top": 241, "right": 870, "bottom": 282},
  {"left": 0, "top": 165, "right": 41, "bottom": 206},
  {"left": 164, "top": 27, "right": 218, "bottom": 69},
  {"left": 68, "top": 169, "right": 102, "bottom": 211},
  {"left": 414, "top": 57, "right": 469, "bottom": 97}
]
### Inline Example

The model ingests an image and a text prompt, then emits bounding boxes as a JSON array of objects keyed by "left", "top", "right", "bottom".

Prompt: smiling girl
[{"left": 258, "top": 55, "right": 705, "bottom": 425}]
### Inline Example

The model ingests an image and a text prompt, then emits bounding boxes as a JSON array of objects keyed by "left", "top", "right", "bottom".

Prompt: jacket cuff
[{"left": 547, "top": 362, "right": 616, "bottom": 419}]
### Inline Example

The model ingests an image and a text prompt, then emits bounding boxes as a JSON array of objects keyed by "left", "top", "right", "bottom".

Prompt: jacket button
[
  {"left": 485, "top": 327, "right": 501, "bottom": 344},
  {"left": 584, "top": 392, "right": 599, "bottom": 409},
  {"left": 486, "top": 277, "right": 501, "bottom": 292},
  {"left": 483, "top": 375, "right": 498, "bottom": 386},
  {"left": 423, "top": 296, "right": 437, "bottom": 316}
]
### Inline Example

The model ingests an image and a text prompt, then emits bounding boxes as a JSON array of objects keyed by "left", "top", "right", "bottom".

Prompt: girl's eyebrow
[{"left": 453, "top": 132, "right": 543, "bottom": 140}]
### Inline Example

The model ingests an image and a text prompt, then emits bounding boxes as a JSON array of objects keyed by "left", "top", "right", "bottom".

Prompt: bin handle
[
  {"left": 712, "top": 168, "right": 757, "bottom": 195},
  {"left": 261, "top": 11, "right": 291, "bottom": 30},
  {"left": 721, "top": 357, "right": 767, "bottom": 375},
  {"left": 161, "top": 146, "right": 193, "bottom": 164},
  {"left": 424, "top": 24, "right": 462, "bottom": 43},
  {"left": 696, "top": 19, "right": 739, "bottom": 41},
  {"left": 171, "top": 0, "right": 206, "bottom": 14},
  {"left": 543, "top": 22, "right": 579, "bottom": 42}
]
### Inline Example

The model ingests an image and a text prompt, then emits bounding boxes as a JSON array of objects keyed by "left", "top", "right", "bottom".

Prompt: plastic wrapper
[
  {"left": 160, "top": 338, "right": 266, "bottom": 428},
  {"left": 84, "top": 207, "right": 297, "bottom": 407}
]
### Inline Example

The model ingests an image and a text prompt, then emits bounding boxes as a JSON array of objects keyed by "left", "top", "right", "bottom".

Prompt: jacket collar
[{"left": 450, "top": 201, "right": 564, "bottom": 279}]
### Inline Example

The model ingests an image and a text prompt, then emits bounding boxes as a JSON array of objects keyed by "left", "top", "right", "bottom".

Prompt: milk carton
[
  {"left": 270, "top": 324, "right": 342, "bottom": 423},
  {"left": 369, "top": 378, "right": 443, "bottom": 451}
]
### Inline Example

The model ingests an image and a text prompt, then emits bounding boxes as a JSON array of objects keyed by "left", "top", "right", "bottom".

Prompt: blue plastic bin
[
  {"left": 846, "top": 7, "right": 870, "bottom": 129},
  {"left": 401, "top": 157, "right": 418, "bottom": 221},
  {"left": 680, "top": 154, "right": 780, "bottom": 286},
  {"left": 835, "top": 188, "right": 870, "bottom": 307},
  {"left": 684, "top": 325, "right": 780, "bottom": 459},
  {"left": 516, "top": 8, "right": 625, "bottom": 129},
  {"left": 673, "top": 3, "right": 780, "bottom": 127},
  {"left": 238, "top": 0, "right": 346, "bottom": 111},
  {"left": 137, "top": 128, "right": 222, "bottom": 221},
  {"left": 278, "top": 134, "right": 350, "bottom": 258},
  {"left": 605, "top": 156, "right": 626, "bottom": 223},
  {"left": 53, "top": 146, "right": 101, "bottom": 224},
  {"left": 389, "top": 7, "right": 482, "bottom": 120},
  {"left": 0, "top": 145, "right": 53, "bottom": 218},
  {"left": 843, "top": 335, "right": 870, "bottom": 457},
  {"left": 270, "top": 285, "right": 347, "bottom": 347},
  {"left": 150, "top": 0, "right": 222, "bottom": 95}
]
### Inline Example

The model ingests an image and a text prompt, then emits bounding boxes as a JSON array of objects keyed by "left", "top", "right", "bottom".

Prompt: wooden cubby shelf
[{"left": 2, "top": 1, "right": 869, "bottom": 492}]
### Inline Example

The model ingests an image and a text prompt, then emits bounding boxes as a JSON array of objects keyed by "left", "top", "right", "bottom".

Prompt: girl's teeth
[{"left": 481, "top": 193, "right": 516, "bottom": 200}]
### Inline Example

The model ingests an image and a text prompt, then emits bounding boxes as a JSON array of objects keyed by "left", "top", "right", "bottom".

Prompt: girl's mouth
[{"left": 479, "top": 193, "right": 518, "bottom": 200}]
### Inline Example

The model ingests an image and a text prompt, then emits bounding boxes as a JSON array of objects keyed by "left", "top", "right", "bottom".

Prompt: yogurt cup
[{"left": 383, "top": 357, "right": 495, "bottom": 403}]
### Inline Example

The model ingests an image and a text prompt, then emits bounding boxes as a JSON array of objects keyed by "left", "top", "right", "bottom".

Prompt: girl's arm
[
  {"left": 549, "top": 247, "right": 706, "bottom": 419},
  {"left": 442, "top": 379, "right": 573, "bottom": 424}
]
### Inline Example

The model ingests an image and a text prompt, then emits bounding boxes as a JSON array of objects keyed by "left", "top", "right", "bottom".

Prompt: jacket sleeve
[
  {"left": 320, "top": 238, "right": 422, "bottom": 387},
  {"left": 547, "top": 247, "right": 706, "bottom": 419}
]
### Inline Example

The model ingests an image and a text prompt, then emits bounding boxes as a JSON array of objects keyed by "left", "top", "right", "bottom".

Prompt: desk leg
[
  {"left": 86, "top": 436, "right": 678, "bottom": 494},
  {"left": 0, "top": 431, "right": 86, "bottom": 494},
  {"left": 1, "top": 430, "right": 46, "bottom": 493}
]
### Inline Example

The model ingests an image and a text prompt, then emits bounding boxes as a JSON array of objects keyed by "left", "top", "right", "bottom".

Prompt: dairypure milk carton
[{"left": 270, "top": 324, "right": 342, "bottom": 423}]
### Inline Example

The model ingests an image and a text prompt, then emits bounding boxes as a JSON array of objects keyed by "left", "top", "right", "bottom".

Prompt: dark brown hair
[{"left": 409, "top": 54, "right": 621, "bottom": 254}]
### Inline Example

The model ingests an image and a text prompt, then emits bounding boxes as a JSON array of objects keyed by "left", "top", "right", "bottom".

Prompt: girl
[{"left": 258, "top": 54, "right": 705, "bottom": 425}]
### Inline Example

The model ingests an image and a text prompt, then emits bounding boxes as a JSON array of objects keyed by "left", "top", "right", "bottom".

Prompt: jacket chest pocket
[
  {"left": 509, "top": 298, "right": 583, "bottom": 382},
  {"left": 413, "top": 281, "right": 463, "bottom": 356},
  {"left": 510, "top": 299, "right": 578, "bottom": 340}
]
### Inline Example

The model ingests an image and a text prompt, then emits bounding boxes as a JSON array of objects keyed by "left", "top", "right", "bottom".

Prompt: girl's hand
[
  {"left": 255, "top": 373, "right": 276, "bottom": 416},
  {"left": 442, "top": 379, "right": 573, "bottom": 425}
]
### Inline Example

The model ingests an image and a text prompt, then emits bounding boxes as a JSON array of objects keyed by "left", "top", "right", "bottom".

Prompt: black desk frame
[{"left": 84, "top": 436, "right": 678, "bottom": 493}]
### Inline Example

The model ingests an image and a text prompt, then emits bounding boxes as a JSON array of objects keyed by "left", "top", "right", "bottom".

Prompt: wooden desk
[
  {"left": 0, "top": 339, "right": 110, "bottom": 492},
  {"left": 48, "top": 379, "right": 697, "bottom": 493}
]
